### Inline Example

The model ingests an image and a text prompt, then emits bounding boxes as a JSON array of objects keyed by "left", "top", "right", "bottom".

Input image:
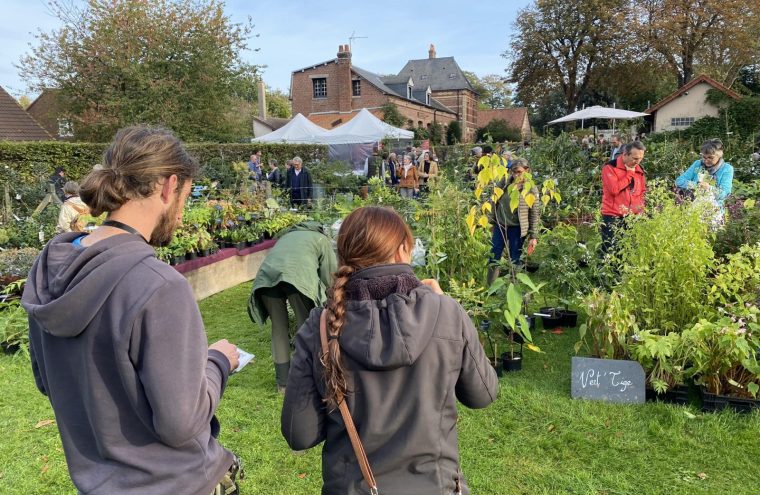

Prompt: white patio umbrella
[{"left": 548, "top": 105, "right": 649, "bottom": 131}]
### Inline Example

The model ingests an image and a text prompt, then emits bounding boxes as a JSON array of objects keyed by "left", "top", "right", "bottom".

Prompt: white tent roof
[
  {"left": 548, "top": 105, "right": 649, "bottom": 124},
  {"left": 251, "top": 113, "right": 329, "bottom": 143},
  {"left": 321, "top": 108, "right": 414, "bottom": 144}
]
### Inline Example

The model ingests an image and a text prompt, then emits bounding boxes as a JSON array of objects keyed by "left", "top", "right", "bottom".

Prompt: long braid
[{"left": 321, "top": 265, "right": 355, "bottom": 410}]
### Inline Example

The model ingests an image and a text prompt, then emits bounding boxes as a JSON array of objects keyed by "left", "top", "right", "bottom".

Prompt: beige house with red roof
[{"left": 645, "top": 74, "right": 741, "bottom": 133}]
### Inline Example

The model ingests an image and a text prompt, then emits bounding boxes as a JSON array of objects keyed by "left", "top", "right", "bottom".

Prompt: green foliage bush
[
  {"left": 617, "top": 185, "right": 714, "bottom": 333},
  {"left": 0, "top": 248, "right": 40, "bottom": 278},
  {"left": 0, "top": 141, "right": 328, "bottom": 183},
  {"left": 476, "top": 119, "right": 521, "bottom": 143}
]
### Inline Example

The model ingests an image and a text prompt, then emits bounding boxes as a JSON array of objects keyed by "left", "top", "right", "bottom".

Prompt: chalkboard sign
[{"left": 571, "top": 357, "right": 645, "bottom": 404}]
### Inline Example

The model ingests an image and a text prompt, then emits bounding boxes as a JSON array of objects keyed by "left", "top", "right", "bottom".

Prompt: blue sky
[{"left": 0, "top": 0, "right": 532, "bottom": 99}]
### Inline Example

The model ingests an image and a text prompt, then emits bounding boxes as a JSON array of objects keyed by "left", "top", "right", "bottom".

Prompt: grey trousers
[{"left": 258, "top": 282, "right": 315, "bottom": 386}]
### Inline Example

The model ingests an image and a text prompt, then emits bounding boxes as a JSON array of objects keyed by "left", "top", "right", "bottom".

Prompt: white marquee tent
[
  {"left": 548, "top": 105, "right": 649, "bottom": 132},
  {"left": 322, "top": 108, "right": 414, "bottom": 143},
  {"left": 251, "top": 113, "right": 329, "bottom": 143},
  {"left": 320, "top": 109, "right": 413, "bottom": 171}
]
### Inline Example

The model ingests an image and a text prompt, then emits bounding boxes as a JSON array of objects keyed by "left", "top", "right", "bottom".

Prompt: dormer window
[
  {"left": 426, "top": 93, "right": 430, "bottom": 105},
  {"left": 407, "top": 85, "right": 412, "bottom": 99}
]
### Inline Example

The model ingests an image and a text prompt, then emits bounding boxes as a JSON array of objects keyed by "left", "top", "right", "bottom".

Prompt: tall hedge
[{"left": 0, "top": 141, "right": 328, "bottom": 182}]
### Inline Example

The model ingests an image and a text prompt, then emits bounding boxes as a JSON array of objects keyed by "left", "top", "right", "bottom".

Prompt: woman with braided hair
[{"left": 281, "top": 206, "right": 499, "bottom": 495}]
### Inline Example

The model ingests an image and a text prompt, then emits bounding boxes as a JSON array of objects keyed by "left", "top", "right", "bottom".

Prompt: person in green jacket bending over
[{"left": 248, "top": 222, "right": 337, "bottom": 392}]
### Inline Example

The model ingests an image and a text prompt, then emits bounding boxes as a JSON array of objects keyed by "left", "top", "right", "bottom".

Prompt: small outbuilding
[{"left": 645, "top": 74, "right": 741, "bottom": 133}]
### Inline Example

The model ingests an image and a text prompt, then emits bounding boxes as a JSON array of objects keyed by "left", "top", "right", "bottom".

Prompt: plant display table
[{"left": 174, "top": 239, "right": 276, "bottom": 300}]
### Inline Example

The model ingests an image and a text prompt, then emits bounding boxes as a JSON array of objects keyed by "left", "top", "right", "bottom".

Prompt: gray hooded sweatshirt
[
  {"left": 21, "top": 232, "right": 233, "bottom": 495},
  {"left": 281, "top": 263, "right": 499, "bottom": 495}
]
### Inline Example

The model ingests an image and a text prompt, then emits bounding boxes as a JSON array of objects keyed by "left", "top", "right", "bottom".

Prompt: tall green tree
[
  {"left": 18, "top": 0, "right": 260, "bottom": 142},
  {"left": 505, "top": 0, "right": 627, "bottom": 112},
  {"left": 632, "top": 0, "right": 760, "bottom": 87},
  {"left": 463, "top": 72, "right": 513, "bottom": 109}
]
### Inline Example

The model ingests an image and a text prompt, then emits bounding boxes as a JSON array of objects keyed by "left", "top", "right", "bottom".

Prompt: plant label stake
[{"left": 571, "top": 357, "right": 645, "bottom": 404}]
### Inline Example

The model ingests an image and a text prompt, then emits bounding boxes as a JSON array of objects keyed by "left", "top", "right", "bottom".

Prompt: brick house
[
  {"left": 26, "top": 89, "right": 74, "bottom": 140},
  {"left": 477, "top": 107, "right": 531, "bottom": 142},
  {"left": 0, "top": 85, "right": 52, "bottom": 141},
  {"left": 291, "top": 44, "right": 459, "bottom": 139}
]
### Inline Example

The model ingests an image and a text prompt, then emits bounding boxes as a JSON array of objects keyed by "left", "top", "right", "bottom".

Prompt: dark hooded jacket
[
  {"left": 281, "top": 263, "right": 499, "bottom": 495},
  {"left": 21, "top": 232, "right": 233, "bottom": 495}
]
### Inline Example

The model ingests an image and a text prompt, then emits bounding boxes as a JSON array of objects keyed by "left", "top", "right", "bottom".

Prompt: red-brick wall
[{"left": 430, "top": 89, "right": 478, "bottom": 142}]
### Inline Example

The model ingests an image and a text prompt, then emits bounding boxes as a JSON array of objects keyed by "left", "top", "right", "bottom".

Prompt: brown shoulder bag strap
[
  {"left": 66, "top": 201, "right": 88, "bottom": 215},
  {"left": 319, "top": 310, "right": 378, "bottom": 495}
]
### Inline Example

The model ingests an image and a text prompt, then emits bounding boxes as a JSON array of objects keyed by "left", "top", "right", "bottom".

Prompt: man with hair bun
[{"left": 22, "top": 125, "right": 242, "bottom": 495}]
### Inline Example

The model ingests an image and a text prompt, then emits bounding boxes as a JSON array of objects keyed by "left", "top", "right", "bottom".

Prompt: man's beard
[{"left": 150, "top": 196, "right": 183, "bottom": 247}]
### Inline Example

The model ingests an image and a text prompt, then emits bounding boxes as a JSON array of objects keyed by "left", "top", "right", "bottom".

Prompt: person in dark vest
[
  {"left": 49, "top": 167, "right": 67, "bottom": 202},
  {"left": 386, "top": 152, "right": 399, "bottom": 186},
  {"left": 285, "top": 156, "right": 313, "bottom": 207},
  {"left": 266, "top": 158, "right": 282, "bottom": 187}
]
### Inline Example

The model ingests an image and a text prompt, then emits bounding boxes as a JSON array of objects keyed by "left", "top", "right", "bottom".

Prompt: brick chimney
[
  {"left": 257, "top": 80, "right": 267, "bottom": 120},
  {"left": 336, "top": 44, "right": 352, "bottom": 112},
  {"left": 428, "top": 43, "right": 436, "bottom": 59}
]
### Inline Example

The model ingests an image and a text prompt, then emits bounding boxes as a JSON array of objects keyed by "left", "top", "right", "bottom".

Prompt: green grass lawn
[{"left": 1, "top": 282, "right": 759, "bottom": 494}]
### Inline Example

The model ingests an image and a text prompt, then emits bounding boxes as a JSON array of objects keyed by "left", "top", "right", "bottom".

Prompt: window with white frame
[
  {"left": 312, "top": 78, "right": 327, "bottom": 98},
  {"left": 670, "top": 117, "right": 695, "bottom": 127},
  {"left": 407, "top": 85, "right": 412, "bottom": 99}
]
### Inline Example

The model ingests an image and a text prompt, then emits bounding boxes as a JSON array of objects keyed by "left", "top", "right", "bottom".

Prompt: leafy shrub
[
  {"left": 617, "top": 190, "right": 714, "bottom": 333},
  {"left": 714, "top": 197, "right": 760, "bottom": 257},
  {"left": 0, "top": 248, "right": 40, "bottom": 278}
]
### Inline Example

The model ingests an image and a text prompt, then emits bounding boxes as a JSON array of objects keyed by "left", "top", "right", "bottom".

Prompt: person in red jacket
[{"left": 600, "top": 141, "right": 646, "bottom": 258}]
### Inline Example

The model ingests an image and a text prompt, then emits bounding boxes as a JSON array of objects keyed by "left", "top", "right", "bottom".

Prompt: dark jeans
[
  {"left": 490, "top": 225, "right": 525, "bottom": 265},
  {"left": 258, "top": 282, "right": 314, "bottom": 385},
  {"left": 600, "top": 215, "right": 625, "bottom": 259}
]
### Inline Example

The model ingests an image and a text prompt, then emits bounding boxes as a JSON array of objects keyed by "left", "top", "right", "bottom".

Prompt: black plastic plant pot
[
  {"left": 645, "top": 384, "right": 690, "bottom": 405},
  {"left": 235, "top": 241, "right": 246, "bottom": 250},
  {"left": 1, "top": 342, "right": 20, "bottom": 355},
  {"left": 538, "top": 307, "right": 564, "bottom": 329},
  {"left": 577, "top": 259, "right": 589, "bottom": 268},
  {"left": 263, "top": 231, "right": 273, "bottom": 240},
  {"left": 700, "top": 386, "right": 760, "bottom": 413},
  {"left": 525, "top": 262, "right": 540, "bottom": 273},
  {"left": 561, "top": 309, "right": 578, "bottom": 328},
  {"left": 488, "top": 357, "right": 504, "bottom": 377},
  {"left": 170, "top": 255, "right": 185, "bottom": 266},
  {"left": 700, "top": 387, "right": 731, "bottom": 412},
  {"left": 185, "top": 251, "right": 197, "bottom": 261},
  {"left": 501, "top": 351, "right": 523, "bottom": 372},
  {"left": 246, "top": 240, "right": 255, "bottom": 247}
]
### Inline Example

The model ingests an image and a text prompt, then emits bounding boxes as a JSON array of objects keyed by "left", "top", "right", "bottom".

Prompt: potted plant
[
  {"left": 483, "top": 273, "right": 543, "bottom": 373},
  {"left": 681, "top": 314, "right": 760, "bottom": 412},
  {"left": 448, "top": 279, "right": 502, "bottom": 374}
]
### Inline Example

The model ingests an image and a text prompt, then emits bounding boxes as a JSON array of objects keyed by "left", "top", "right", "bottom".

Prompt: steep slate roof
[
  {"left": 645, "top": 74, "right": 741, "bottom": 114},
  {"left": 0, "top": 86, "right": 52, "bottom": 141},
  {"left": 478, "top": 107, "right": 529, "bottom": 129},
  {"left": 396, "top": 56, "right": 476, "bottom": 92},
  {"left": 353, "top": 65, "right": 455, "bottom": 114}
]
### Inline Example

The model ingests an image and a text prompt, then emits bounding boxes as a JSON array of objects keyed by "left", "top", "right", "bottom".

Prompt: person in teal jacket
[
  {"left": 675, "top": 138, "right": 734, "bottom": 206},
  {"left": 248, "top": 222, "right": 337, "bottom": 391}
]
